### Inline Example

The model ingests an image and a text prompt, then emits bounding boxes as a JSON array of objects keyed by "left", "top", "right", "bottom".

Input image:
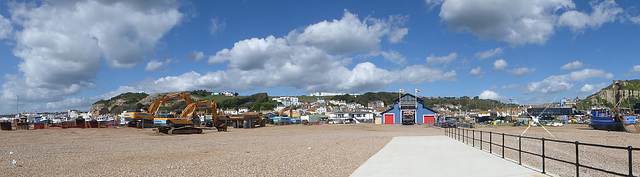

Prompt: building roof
[{"left": 381, "top": 93, "right": 439, "bottom": 114}]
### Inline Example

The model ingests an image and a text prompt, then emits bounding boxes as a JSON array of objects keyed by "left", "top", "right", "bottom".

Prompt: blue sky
[{"left": 1, "top": 0, "right": 640, "bottom": 114}]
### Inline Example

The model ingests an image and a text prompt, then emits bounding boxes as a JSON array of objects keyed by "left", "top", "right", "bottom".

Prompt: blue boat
[
  {"left": 589, "top": 108, "right": 637, "bottom": 131},
  {"left": 589, "top": 108, "right": 624, "bottom": 131},
  {"left": 271, "top": 117, "right": 292, "bottom": 125}
]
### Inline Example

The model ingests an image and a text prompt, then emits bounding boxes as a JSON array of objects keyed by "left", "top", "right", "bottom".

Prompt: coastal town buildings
[{"left": 380, "top": 93, "right": 439, "bottom": 124}]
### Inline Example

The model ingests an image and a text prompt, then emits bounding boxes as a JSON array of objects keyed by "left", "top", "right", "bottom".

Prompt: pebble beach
[{"left": 1, "top": 124, "right": 638, "bottom": 176}]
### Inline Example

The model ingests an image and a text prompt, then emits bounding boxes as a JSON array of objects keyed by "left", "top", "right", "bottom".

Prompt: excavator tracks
[{"left": 156, "top": 126, "right": 203, "bottom": 135}]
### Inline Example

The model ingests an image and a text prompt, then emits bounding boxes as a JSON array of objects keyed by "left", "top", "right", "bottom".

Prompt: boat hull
[{"left": 590, "top": 116, "right": 624, "bottom": 131}]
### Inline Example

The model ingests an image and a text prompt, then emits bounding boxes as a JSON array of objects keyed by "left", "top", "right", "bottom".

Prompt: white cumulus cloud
[
  {"left": 145, "top": 59, "right": 172, "bottom": 72},
  {"left": 508, "top": 67, "right": 535, "bottom": 76},
  {"left": 286, "top": 10, "right": 408, "bottom": 53},
  {"left": 479, "top": 90, "right": 504, "bottom": 100},
  {"left": 561, "top": 61, "right": 584, "bottom": 70},
  {"left": 493, "top": 59, "right": 508, "bottom": 72},
  {"left": 380, "top": 50, "right": 406, "bottom": 65},
  {"left": 187, "top": 11, "right": 456, "bottom": 94},
  {"left": 474, "top": 47, "right": 504, "bottom": 60},
  {"left": 210, "top": 17, "right": 226, "bottom": 36},
  {"left": 470, "top": 67, "right": 482, "bottom": 76},
  {"left": 502, "top": 84, "right": 519, "bottom": 89},
  {"left": 0, "top": 15, "right": 12, "bottom": 39},
  {"left": 630, "top": 16, "right": 640, "bottom": 24},
  {"left": 436, "top": 0, "right": 575, "bottom": 45},
  {"left": 524, "top": 69, "right": 614, "bottom": 94},
  {"left": 1, "top": 0, "right": 182, "bottom": 104},
  {"left": 185, "top": 51, "right": 205, "bottom": 62},
  {"left": 578, "top": 83, "right": 608, "bottom": 93},
  {"left": 630, "top": 65, "right": 640, "bottom": 73},
  {"left": 0, "top": 1, "right": 181, "bottom": 113},
  {"left": 557, "top": 0, "right": 622, "bottom": 33},
  {"left": 426, "top": 52, "right": 457, "bottom": 65}
]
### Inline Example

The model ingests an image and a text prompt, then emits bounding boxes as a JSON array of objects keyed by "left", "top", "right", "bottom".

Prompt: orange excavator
[
  {"left": 155, "top": 100, "right": 225, "bottom": 134},
  {"left": 279, "top": 106, "right": 293, "bottom": 117},
  {"left": 271, "top": 106, "right": 296, "bottom": 125},
  {"left": 147, "top": 92, "right": 194, "bottom": 115},
  {"left": 127, "top": 92, "right": 194, "bottom": 128}
]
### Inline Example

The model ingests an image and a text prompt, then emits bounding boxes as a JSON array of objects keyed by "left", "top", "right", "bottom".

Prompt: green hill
[{"left": 576, "top": 80, "right": 640, "bottom": 110}]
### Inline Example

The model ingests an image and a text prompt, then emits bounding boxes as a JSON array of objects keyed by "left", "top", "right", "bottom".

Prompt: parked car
[{"left": 441, "top": 121, "right": 457, "bottom": 128}]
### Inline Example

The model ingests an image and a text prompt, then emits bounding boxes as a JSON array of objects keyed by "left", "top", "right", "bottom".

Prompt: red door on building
[
  {"left": 384, "top": 114, "right": 394, "bottom": 124},
  {"left": 423, "top": 115, "right": 435, "bottom": 124}
]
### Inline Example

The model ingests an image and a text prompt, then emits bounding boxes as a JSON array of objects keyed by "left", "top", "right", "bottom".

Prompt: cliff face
[
  {"left": 89, "top": 92, "right": 151, "bottom": 114},
  {"left": 584, "top": 80, "right": 640, "bottom": 107},
  {"left": 90, "top": 92, "right": 202, "bottom": 115}
]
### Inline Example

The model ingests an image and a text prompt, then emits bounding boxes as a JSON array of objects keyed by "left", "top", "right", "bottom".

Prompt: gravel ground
[
  {"left": 461, "top": 124, "right": 640, "bottom": 177},
  {"left": 0, "top": 124, "right": 441, "bottom": 176},
  {"left": 3, "top": 123, "right": 637, "bottom": 177}
]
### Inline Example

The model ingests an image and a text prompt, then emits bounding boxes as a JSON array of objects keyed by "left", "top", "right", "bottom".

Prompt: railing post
[
  {"left": 480, "top": 131, "right": 483, "bottom": 150},
  {"left": 472, "top": 130, "right": 475, "bottom": 147},
  {"left": 628, "top": 146, "right": 633, "bottom": 177},
  {"left": 575, "top": 141, "right": 580, "bottom": 177},
  {"left": 490, "top": 132, "right": 492, "bottom": 154},
  {"left": 502, "top": 133, "right": 505, "bottom": 159},
  {"left": 542, "top": 138, "right": 546, "bottom": 174},
  {"left": 518, "top": 135, "right": 522, "bottom": 165}
]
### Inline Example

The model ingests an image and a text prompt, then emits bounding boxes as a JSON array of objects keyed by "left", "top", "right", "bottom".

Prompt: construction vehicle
[
  {"left": 127, "top": 92, "right": 194, "bottom": 128},
  {"left": 147, "top": 92, "right": 194, "bottom": 115},
  {"left": 218, "top": 112, "right": 267, "bottom": 128},
  {"left": 155, "top": 100, "right": 227, "bottom": 134},
  {"left": 271, "top": 106, "right": 295, "bottom": 125},
  {"left": 124, "top": 111, "right": 155, "bottom": 128}
]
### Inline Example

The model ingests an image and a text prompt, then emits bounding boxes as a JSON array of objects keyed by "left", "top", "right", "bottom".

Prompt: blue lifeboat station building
[{"left": 380, "top": 93, "right": 439, "bottom": 125}]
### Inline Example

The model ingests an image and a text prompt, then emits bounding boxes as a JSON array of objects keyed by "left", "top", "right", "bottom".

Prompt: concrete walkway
[{"left": 351, "top": 136, "right": 548, "bottom": 177}]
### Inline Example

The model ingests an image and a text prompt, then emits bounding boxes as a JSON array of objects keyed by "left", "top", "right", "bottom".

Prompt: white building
[
  {"left": 68, "top": 110, "right": 79, "bottom": 119},
  {"left": 224, "top": 109, "right": 238, "bottom": 115},
  {"left": 327, "top": 111, "right": 375, "bottom": 123},
  {"left": 308, "top": 92, "right": 361, "bottom": 96},
  {"left": 212, "top": 91, "right": 235, "bottom": 97},
  {"left": 272, "top": 96, "right": 300, "bottom": 107}
]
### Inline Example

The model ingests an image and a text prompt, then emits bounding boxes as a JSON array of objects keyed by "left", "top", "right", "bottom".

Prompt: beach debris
[
  {"left": 308, "top": 147, "right": 313, "bottom": 150},
  {"left": 202, "top": 150, "right": 208, "bottom": 153},
  {"left": 9, "top": 152, "right": 13, "bottom": 155},
  {"left": 244, "top": 150, "right": 250, "bottom": 153},
  {"left": 12, "top": 159, "right": 16, "bottom": 165}
]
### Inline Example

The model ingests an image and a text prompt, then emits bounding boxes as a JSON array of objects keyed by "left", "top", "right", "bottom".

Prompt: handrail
[{"left": 445, "top": 127, "right": 638, "bottom": 177}]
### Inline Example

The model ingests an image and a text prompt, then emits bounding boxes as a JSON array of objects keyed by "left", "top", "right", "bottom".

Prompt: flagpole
[
  {"left": 415, "top": 89, "right": 417, "bottom": 124},
  {"left": 399, "top": 89, "right": 403, "bottom": 125}
]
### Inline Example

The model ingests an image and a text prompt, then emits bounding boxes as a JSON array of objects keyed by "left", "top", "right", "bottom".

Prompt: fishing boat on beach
[
  {"left": 590, "top": 108, "right": 638, "bottom": 132},
  {"left": 589, "top": 108, "right": 622, "bottom": 131}
]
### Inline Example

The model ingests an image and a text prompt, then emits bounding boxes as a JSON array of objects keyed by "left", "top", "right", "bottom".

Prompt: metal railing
[{"left": 445, "top": 127, "right": 639, "bottom": 177}]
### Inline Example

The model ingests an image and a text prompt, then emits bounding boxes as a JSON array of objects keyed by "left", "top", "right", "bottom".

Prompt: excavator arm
[
  {"left": 179, "top": 101, "right": 209, "bottom": 119},
  {"left": 279, "top": 106, "right": 293, "bottom": 117},
  {"left": 147, "top": 92, "right": 194, "bottom": 115}
]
